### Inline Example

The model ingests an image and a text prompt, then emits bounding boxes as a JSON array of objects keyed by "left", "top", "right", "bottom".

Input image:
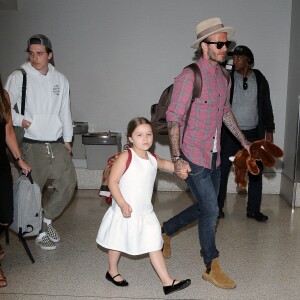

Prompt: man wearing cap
[
  {"left": 160, "top": 17, "right": 251, "bottom": 289},
  {"left": 218, "top": 45, "right": 274, "bottom": 221},
  {"left": 5, "top": 34, "right": 77, "bottom": 251}
]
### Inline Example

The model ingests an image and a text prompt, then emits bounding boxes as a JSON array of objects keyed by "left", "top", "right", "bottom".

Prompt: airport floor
[{"left": 0, "top": 189, "right": 300, "bottom": 300}]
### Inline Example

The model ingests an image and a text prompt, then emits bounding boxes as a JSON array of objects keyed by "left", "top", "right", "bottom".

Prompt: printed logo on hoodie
[{"left": 53, "top": 85, "right": 60, "bottom": 96}]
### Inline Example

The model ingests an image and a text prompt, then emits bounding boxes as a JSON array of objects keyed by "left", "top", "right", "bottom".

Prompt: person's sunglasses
[
  {"left": 204, "top": 41, "right": 231, "bottom": 49},
  {"left": 243, "top": 77, "right": 248, "bottom": 90}
]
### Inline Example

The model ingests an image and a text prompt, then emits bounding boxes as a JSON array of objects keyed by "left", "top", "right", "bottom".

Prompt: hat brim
[{"left": 191, "top": 26, "right": 235, "bottom": 49}]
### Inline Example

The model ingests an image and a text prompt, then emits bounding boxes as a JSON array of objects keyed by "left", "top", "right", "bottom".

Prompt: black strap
[
  {"left": 182, "top": 63, "right": 202, "bottom": 141},
  {"left": 17, "top": 68, "right": 27, "bottom": 115},
  {"left": 220, "top": 65, "right": 230, "bottom": 84},
  {"left": 18, "top": 229, "right": 35, "bottom": 263},
  {"left": 27, "top": 171, "right": 34, "bottom": 184}
]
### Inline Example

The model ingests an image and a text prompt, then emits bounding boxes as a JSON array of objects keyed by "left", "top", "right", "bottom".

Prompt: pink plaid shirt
[{"left": 166, "top": 57, "right": 231, "bottom": 169}]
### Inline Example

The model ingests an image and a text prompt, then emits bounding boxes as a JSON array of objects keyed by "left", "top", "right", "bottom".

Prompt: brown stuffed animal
[
  {"left": 249, "top": 139, "right": 284, "bottom": 167},
  {"left": 232, "top": 148, "right": 260, "bottom": 189},
  {"left": 232, "top": 139, "right": 284, "bottom": 189}
]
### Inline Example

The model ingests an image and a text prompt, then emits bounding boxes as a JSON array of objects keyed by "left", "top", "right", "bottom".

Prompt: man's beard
[{"left": 208, "top": 49, "right": 226, "bottom": 64}]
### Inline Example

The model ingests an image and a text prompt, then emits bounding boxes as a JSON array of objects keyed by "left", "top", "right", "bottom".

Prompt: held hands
[
  {"left": 174, "top": 159, "right": 191, "bottom": 180},
  {"left": 120, "top": 202, "right": 132, "bottom": 218}
]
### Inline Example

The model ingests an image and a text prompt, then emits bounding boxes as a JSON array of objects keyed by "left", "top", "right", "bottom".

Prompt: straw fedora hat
[{"left": 191, "top": 17, "right": 235, "bottom": 49}]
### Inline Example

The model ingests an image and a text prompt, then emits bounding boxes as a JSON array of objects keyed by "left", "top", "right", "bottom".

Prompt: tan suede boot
[
  {"left": 202, "top": 258, "right": 236, "bottom": 289},
  {"left": 162, "top": 233, "right": 171, "bottom": 258}
]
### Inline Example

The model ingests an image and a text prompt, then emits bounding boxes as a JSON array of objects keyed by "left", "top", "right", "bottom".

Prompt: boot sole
[{"left": 202, "top": 274, "right": 236, "bottom": 289}]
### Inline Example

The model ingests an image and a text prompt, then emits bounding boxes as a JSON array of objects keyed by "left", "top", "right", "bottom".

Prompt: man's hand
[
  {"left": 64, "top": 142, "right": 72, "bottom": 153},
  {"left": 265, "top": 132, "right": 273, "bottom": 144},
  {"left": 22, "top": 119, "right": 31, "bottom": 129},
  {"left": 174, "top": 159, "right": 191, "bottom": 179}
]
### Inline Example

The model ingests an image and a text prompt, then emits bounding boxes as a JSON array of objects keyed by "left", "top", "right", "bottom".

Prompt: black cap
[
  {"left": 228, "top": 45, "right": 254, "bottom": 64},
  {"left": 27, "top": 34, "right": 52, "bottom": 51}
]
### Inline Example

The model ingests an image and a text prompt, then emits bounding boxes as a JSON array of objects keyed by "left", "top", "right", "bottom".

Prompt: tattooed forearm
[
  {"left": 223, "top": 111, "right": 251, "bottom": 147},
  {"left": 167, "top": 121, "right": 181, "bottom": 156}
]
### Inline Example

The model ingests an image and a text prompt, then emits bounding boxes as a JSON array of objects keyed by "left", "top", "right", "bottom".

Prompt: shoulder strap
[
  {"left": 17, "top": 68, "right": 27, "bottom": 115},
  {"left": 185, "top": 63, "right": 202, "bottom": 99},
  {"left": 149, "top": 151, "right": 157, "bottom": 160},
  {"left": 220, "top": 66, "right": 230, "bottom": 85},
  {"left": 125, "top": 148, "right": 132, "bottom": 172},
  {"left": 182, "top": 63, "right": 202, "bottom": 141}
]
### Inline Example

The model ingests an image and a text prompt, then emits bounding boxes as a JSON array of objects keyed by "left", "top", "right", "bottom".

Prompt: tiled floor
[{"left": 0, "top": 190, "right": 300, "bottom": 300}]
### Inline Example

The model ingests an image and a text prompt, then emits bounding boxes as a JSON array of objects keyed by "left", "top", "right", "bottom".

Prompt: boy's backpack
[
  {"left": 150, "top": 63, "right": 202, "bottom": 135},
  {"left": 10, "top": 172, "right": 42, "bottom": 263},
  {"left": 150, "top": 63, "right": 230, "bottom": 136}
]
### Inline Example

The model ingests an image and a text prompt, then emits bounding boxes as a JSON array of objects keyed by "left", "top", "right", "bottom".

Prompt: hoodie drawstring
[{"left": 45, "top": 143, "right": 55, "bottom": 159}]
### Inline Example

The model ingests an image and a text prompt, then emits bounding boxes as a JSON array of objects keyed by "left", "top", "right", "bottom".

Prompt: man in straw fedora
[{"left": 161, "top": 17, "right": 251, "bottom": 289}]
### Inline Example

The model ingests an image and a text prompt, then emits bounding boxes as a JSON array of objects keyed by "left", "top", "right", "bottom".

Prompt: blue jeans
[{"left": 163, "top": 152, "right": 220, "bottom": 265}]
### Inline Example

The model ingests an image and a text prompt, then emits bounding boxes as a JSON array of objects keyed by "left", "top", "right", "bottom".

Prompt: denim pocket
[{"left": 189, "top": 165, "right": 205, "bottom": 176}]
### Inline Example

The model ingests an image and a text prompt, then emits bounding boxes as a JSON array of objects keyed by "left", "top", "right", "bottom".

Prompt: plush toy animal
[
  {"left": 249, "top": 139, "right": 284, "bottom": 167},
  {"left": 232, "top": 140, "right": 284, "bottom": 189}
]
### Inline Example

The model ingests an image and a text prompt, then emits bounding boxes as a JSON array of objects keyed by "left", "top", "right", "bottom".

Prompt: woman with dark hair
[{"left": 0, "top": 76, "right": 31, "bottom": 287}]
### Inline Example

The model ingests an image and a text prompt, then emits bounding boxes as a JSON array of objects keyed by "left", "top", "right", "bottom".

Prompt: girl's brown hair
[
  {"left": 0, "top": 76, "right": 10, "bottom": 123},
  {"left": 126, "top": 117, "right": 152, "bottom": 148}
]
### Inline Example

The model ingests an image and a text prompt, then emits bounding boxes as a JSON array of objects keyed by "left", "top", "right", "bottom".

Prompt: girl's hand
[
  {"left": 178, "top": 168, "right": 189, "bottom": 179},
  {"left": 120, "top": 202, "right": 132, "bottom": 218}
]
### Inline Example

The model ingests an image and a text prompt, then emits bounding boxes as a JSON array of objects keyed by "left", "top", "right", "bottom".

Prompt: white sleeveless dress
[{"left": 96, "top": 148, "right": 163, "bottom": 255}]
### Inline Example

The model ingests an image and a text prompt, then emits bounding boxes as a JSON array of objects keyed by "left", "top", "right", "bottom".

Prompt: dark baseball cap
[
  {"left": 228, "top": 45, "right": 254, "bottom": 64},
  {"left": 27, "top": 34, "right": 52, "bottom": 51}
]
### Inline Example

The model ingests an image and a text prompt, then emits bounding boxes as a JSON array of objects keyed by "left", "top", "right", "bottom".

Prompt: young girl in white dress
[{"left": 96, "top": 117, "right": 191, "bottom": 295}]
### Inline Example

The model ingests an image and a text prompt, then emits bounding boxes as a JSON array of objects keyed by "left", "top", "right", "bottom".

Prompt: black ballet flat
[
  {"left": 163, "top": 279, "right": 191, "bottom": 295},
  {"left": 105, "top": 271, "right": 129, "bottom": 287}
]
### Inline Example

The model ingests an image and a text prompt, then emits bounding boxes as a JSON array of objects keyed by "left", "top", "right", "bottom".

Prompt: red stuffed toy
[{"left": 232, "top": 139, "right": 284, "bottom": 189}]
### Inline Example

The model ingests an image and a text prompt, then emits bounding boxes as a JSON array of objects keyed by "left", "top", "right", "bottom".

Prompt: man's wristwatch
[{"left": 171, "top": 156, "right": 181, "bottom": 163}]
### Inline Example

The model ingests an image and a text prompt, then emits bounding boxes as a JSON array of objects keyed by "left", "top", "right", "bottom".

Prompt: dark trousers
[{"left": 218, "top": 127, "right": 263, "bottom": 214}]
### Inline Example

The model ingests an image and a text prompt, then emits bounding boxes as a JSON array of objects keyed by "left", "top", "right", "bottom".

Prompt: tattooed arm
[
  {"left": 167, "top": 121, "right": 181, "bottom": 156},
  {"left": 223, "top": 110, "right": 251, "bottom": 151},
  {"left": 167, "top": 121, "right": 191, "bottom": 179}
]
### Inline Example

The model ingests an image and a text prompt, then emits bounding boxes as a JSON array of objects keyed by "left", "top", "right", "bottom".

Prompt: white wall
[
  {"left": 0, "top": 0, "right": 292, "bottom": 164},
  {"left": 283, "top": 0, "right": 300, "bottom": 179},
  {"left": 280, "top": 0, "right": 300, "bottom": 206}
]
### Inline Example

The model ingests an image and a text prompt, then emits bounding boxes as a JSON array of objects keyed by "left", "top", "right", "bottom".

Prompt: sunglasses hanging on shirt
[{"left": 243, "top": 77, "right": 248, "bottom": 90}]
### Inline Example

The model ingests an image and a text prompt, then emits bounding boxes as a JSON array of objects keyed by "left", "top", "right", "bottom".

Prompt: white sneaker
[
  {"left": 47, "top": 223, "right": 60, "bottom": 243},
  {"left": 35, "top": 232, "right": 56, "bottom": 250}
]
